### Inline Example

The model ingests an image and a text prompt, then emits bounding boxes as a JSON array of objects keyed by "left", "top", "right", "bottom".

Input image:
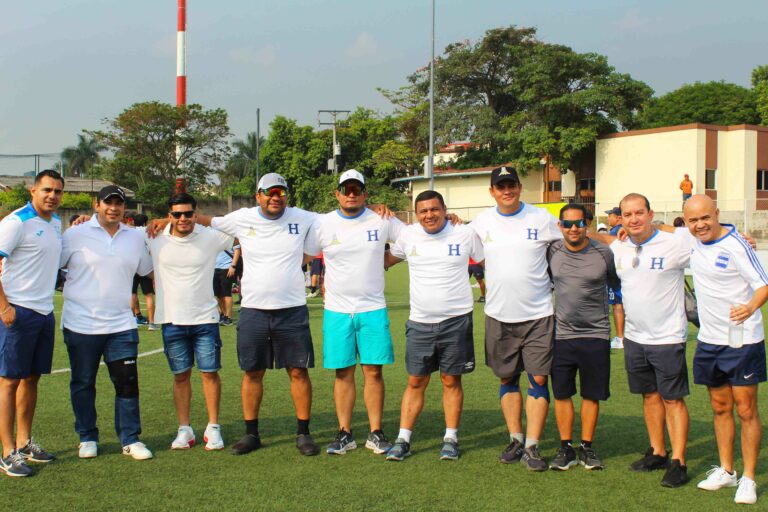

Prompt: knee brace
[
  {"left": 499, "top": 377, "right": 520, "bottom": 399},
  {"left": 527, "top": 373, "right": 550, "bottom": 402},
  {"left": 107, "top": 358, "right": 139, "bottom": 398}
]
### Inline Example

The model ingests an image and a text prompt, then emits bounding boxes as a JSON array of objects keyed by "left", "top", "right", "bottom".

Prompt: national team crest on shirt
[
  {"left": 246, "top": 227, "right": 257, "bottom": 237},
  {"left": 330, "top": 234, "right": 341, "bottom": 245},
  {"left": 715, "top": 252, "right": 730, "bottom": 269},
  {"left": 483, "top": 231, "right": 493, "bottom": 243},
  {"left": 409, "top": 246, "right": 419, "bottom": 257}
]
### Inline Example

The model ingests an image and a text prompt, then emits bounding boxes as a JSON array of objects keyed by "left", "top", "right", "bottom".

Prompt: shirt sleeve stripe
[
  {"left": 0, "top": 250, "right": 8, "bottom": 258},
  {"left": 732, "top": 233, "right": 768, "bottom": 284}
]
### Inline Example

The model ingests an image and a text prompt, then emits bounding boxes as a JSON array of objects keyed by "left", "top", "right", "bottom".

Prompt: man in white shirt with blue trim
[
  {"left": 60, "top": 185, "right": 154, "bottom": 461},
  {"left": 0, "top": 170, "right": 63, "bottom": 477},
  {"left": 682, "top": 194, "right": 767, "bottom": 505}
]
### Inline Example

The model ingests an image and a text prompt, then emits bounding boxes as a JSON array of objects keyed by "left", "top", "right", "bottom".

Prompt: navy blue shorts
[
  {"left": 693, "top": 340, "right": 766, "bottom": 387},
  {"left": 236, "top": 306, "right": 314, "bottom": 371},
  {"left": 0, "top": 305, "right": 55, "bottom": 378}
]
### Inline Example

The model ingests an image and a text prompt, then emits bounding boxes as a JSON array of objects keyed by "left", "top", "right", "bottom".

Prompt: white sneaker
[
  {"left": 697, "top": 466, "right": 738, "bottom": 490},
  {"left": 735, "top": 477, "right": 757, "bottom": 505},
  {"left": 204, "top": 423, "right": 225, "bottom": 451},
  {"left": 147, "top": 323, "right": 161, "bottom": 331},
  {"left": 171, "top": 426, "right": 196, "bottom": 449},
  {"left": 78, "top": 441, "right": 98, "bottom": 459},
  {"left": 122, "top": 441, "right": 153, "bottom": 460},
  {"left": 610, "top": 336, "right": 624, "bottom": 349}
]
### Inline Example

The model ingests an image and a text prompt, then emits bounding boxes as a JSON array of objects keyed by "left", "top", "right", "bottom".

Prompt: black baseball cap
[
  {"left": 98, "top": 185, "right": 126, "bottom": 202},
  {"left": 490, "top": 166, "right": 520, "bottom": 187},
  {"left": 605, "top": 207, "right": 621, "bottom": 216}
]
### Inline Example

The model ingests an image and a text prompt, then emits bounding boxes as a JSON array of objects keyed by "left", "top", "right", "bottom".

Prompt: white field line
[{"left": 50, "top": 347, "right": 165, "bottom": 375}]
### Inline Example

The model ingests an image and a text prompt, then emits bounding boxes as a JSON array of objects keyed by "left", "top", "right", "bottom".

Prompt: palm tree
[
  {"left": 226, "top": 132, "right": 264, "bottom": 182},
  {"left": 61, "top": 134, "right": 104, "bottom": 177}
]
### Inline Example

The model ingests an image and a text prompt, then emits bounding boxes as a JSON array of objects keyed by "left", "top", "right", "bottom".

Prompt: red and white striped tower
[{"left": 175, "top": 0, "right": 187, "bottom": 193}]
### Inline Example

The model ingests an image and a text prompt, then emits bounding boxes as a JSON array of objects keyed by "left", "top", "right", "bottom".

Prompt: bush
[{"left": 60, "top": 192, "right": 94, "bottom": 209}]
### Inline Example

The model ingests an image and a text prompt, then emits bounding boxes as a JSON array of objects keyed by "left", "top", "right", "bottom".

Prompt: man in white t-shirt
[
  {"left": 60, "top": 185, "right": 154, "bottom": 462},
  {"left": 682, "top": 195, "right": 767, "bottom": 505},
  {"left": 146, "top": 193, "right": 234, "bottom": 452},
  {"left": 304, "top": 170, "right": 404, "bottom": 455},
  {"left": 470, "top": 166, "right": 561, "bottom": 471},
  {"left": 384, "top": 190, "right": 483, "bottom": 461},
  {"left": 0, "top": 170, "right": 63, "bottom": 478},
  {"left": 610, "top": 193, "right": 691, "bottom": 488}
]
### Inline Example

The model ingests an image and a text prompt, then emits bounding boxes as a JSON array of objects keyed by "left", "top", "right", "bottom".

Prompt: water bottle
[{"left": 728, "top": 304, "right": 744, "bottom": 348}]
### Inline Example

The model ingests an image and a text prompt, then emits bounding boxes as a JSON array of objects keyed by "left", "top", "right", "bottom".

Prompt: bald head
[{"left": 684, "top": 194, "right": 723, "bottom": 242}]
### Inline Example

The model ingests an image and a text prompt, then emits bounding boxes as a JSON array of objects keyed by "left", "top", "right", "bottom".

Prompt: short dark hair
[
  {"left": 35, "top": 169, "right": 64, "bottom": 187},
  {"left": 619, "top": 193, "right": 651, "bottom": 214},
  {"left": 673, "top": 216, "right": 685, "bottom": 227},
  {"left": 559, "top": 203, "right": 587, "bottom": 220},
  {"left": 414, "top": 190, "right": 445, "bottom": 209},
  {"left": 168, "top": 192, "right": 197, "bottom": 210},
  {"left": 132, "top": 214, "right": 148, "bottom": 227}
]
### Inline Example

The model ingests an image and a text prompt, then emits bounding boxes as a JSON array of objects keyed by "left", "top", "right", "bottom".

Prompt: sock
[
  {"left": 510, "top": 432, "right": 524, "bottom": 444},
  {"left": 525, "top": 438, "right": 538, "bottom": 449},
  {"left": 444, "top": 428, "right": 458, "bottom": 442},
  {"left": 310, "top": 286, "right": 317, "bottom": 293},
  {"left": 297, "top": 418, "right": 310, "bottom": 436},
  {"left": 561, "top": 439, "right": 572, "bottom": 448},
  {"left": 397, "top": 428, "right": 412, "bottom": 443},
  {"left": 245, "top": 419, "right": 259, "bottom": 437},
  {"left": 581, "top": 440, "right": 592, "bottom": 448},
  {"left": 206, "top": 423, "right": 220, "bottom": 430}
]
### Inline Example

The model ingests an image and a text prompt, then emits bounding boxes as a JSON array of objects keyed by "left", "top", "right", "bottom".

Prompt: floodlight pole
[
  {"left": 318, "top": 110, "right": 350, "bottom": 174},
  {"left": 428, "top": 0, "right": 435, "bottom": 191},
  {"left": 176, "top": 0, "right": 187, "bottom": 192},
  {"left": 256, "top": 107, "right": 261, "bottom": 184}
]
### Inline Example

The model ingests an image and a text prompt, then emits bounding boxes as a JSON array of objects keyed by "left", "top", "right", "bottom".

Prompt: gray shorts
[
  {"left": 624, "top": 338, "right": 689, "bottom": 400},
  {"left": 485, "top": 315, "right": 554, "bottom": 380},
  {"left": 405, "top": 313, "right": 474, "bottom": 376},
  {"left": 236, "top": 306, "right": 314, "bottom": 371}
]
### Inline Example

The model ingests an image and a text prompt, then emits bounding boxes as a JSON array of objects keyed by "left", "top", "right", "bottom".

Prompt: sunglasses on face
[
  {"left": 561, "top": 219, "right": 587, "bottom": 229},
  {"left": 259, "top": 187, "right": 287, "bottom": 198},
  {"left": 170, "top": 210, "right": 195, "bottom": 219},
  {"left": 338, "top": 184, "right": 365, "bottom": 196},
  {"left": 631, "top": 245, "right": 643, "bottom": 269}
]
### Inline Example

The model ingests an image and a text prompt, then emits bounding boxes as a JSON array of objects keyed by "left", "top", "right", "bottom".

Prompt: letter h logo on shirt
[
  {"left": 650, "top": 257, "right": 665, "bottom": 270},
  {"left": 288, "top": 223, "right": 299, "bottom": 235},
  {"left": 367, "top": 230, "right": 379, "bottom": 242},
  {"left": 526, "top": 228, "right": 538, "bottom": 240},
  {"left": 448, "top": 244, "right": 461, "bottom": 256}
]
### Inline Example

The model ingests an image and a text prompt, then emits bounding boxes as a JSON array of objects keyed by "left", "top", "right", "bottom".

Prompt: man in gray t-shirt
[{"left": 546, "top": 204, "right": 620, "bottom": 472}]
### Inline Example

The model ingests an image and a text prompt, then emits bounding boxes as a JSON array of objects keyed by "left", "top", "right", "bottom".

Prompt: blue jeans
[
  {"left": 161, "top": 323, "right": 222, "bottom": 374},
  {"left": 63, "top": 328, "right": 141, "bottom": 446}
]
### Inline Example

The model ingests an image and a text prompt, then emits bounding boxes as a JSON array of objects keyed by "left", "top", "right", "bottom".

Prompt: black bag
[{"left": 684, "top": 279, "right": 700, "bottom": 328}]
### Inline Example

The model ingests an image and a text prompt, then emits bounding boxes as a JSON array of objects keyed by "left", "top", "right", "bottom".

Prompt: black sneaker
[
  {"left": 326, "top": 430, "right": 356, "bottom": 455},
  {"left": 549, "top": 445, "right": 577, "bottom": 470},
  {"left": 477, "top": 296, "right": 485, "bottom": 303},
  {"left": 520, "top": 445, "right": 548, "bottom": 472},
  {"left": 220, "top": 317, "right": 233, "bottom": 326},
  {"left": 18, "top": 438, "right": 55, "bottom": 463},
  {"left": 296, "top": 434, "right": 319, "bottom": 456},
  {"left": 231, "top": 434, "right": 262, "bottom": 455},
  {"left": 0, "top": 450, "right": 34, "bottom": 477},
  {"left": 499, "top": 439, "right": 524, "bottom": 464},
  {"left": 365, "top": 430, "right": 393, "bottom": 454},
  {"left": 135, "top": 314, "right": 148, "bottom": 325},
  {"left": 661, "top": 459, "right": 690, "bottom": 488},
  {"left": 630, "top": 447, "right": 668, "bottom": 472},
  {"left": 578, "top": 445, "right": 605, "bottom": 470}
]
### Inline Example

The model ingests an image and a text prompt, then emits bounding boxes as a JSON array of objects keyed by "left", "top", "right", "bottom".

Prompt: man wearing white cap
[{"left": 305, "top": 169, "right": 404, "bottom": 455}]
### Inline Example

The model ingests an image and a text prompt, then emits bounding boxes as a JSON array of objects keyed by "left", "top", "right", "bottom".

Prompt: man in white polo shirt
[
  {"left": 682, "top": 194, "right": 767, "bottom": 505},
  {"left": 60, "top": 185, "right": 154, "bottom": 461},
  {"left": 304, "top": 170, "right": 405, "bottom": 456},
  {"left": 470, "top": 166, "right": 561, "bottom": 471},
  {"left": 0, "top": 170, "right": 63, "bottom": 478},
  {"left": 384, "top": 190, "right": 483, "bottom": 461},
  {"left": 610, "top": 192, "right": 691, "bottom": 488},
  {"left": 146, "top": 193, "right": 234, "bottom": 452}
]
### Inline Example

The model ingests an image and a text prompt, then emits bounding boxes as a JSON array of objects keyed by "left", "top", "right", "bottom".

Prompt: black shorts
[
  {"left": 468, "top": 264, "right": 484, "bottom": 280},
  {"left": 236, "top": 306, "right": 314, "bottom": 371},
  {"left": 132, "top": 274, "right": 154, "bottom": 295},
  {"left": 485, "top": 315, "right": 554, "bottom": 379},
  {"left": 310, "top": 258, "right": 324, "bottom": 277},
  {"left": 551, "top": 338, "right": 610, "bottom": 401},
  {"left": 624, "top": 339, "right": 689, "bottom": 400},
  {"left": 405, "top": 312, "right": 474, "bottom": 376},
  {"left": 212, "top": 268, "right": 235, "bottom": 297}
]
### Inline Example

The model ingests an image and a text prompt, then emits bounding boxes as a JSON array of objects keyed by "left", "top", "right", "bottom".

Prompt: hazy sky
[{"left": 2, "top": 0, "right": 766, "bottom": 173}]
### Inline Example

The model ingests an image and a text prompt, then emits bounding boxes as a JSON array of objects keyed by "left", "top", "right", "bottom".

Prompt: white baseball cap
[
  {"left": 597, "top": 222, "right": 608, "bottom": 232},
  {"left": 338, "top": 169, "right": 365, "bottom": 186},
  {"left": 257, "top": 173, "right": 288, "bottom": 191}
]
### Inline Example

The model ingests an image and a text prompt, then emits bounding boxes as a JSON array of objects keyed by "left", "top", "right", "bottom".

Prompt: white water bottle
[{"left": 728, "top": 304, "right": 744, "bottom": 348}]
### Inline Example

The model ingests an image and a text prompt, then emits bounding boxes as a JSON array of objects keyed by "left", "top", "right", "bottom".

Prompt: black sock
[
  {"left": 297, "top": 418, "right": 310, "bottom": 436},
  {"left": 581, "top": 440, "right": 592, "bottom": 448},
  {"left": 310, "top": 286, "right": 317, "bottom": 293},
  {"left": 245, "top": 419, "right": 259, "bottom": 437},
  {"left": 561, "top": 439, "right": 572, "bottom": 448}
]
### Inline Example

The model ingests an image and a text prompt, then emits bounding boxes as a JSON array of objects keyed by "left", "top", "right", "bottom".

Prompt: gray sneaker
[
  {"left": 578, "top": 445, "right": 605, "bottom": 470},
  {"left": 326, "top": 430, "right": 356, "bottom": 455},
  {"left": 365, "top": 430, "right": 392, "bottom": 454},
  {"left": 0, "top": 450, "right": 34, "bottom": 477},
  {"left": 499, "top": 439, "right": 524, "bottom": 464},
  {"left": 521, "top": 445, "right": 548, "bottom": 472},
  {"left": 386, "top": 438, "right": 411, "bottom": 461},
  {"left": 439, "top": 439, "right": 459, "bottom": 461},
  {"left": 550, "top": 445, "right": 577, "bottom": 470}
]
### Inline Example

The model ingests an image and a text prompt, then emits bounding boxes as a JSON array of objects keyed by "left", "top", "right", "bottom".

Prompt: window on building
[
  {"left": 579, "top": 178, "right": 595, "bottom": 190},
  {"left": 548, "top": 181, "right": 562, "bottom": 192},
  {"left": 705, "top": 169, "right": 716, "bottom": 190},
  {"left": 758, "top": 170, "right": 768, "bottom": 191}
]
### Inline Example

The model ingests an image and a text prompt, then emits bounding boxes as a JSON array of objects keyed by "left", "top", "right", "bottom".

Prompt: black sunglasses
[
  {"left": 170, "top": 210, "right": 195, "bottom": 219},
  {"left": 561, "top": 219, "right": 587, "bottom": 229}
]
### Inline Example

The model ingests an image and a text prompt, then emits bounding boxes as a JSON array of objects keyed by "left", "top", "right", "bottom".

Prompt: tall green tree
[
  {"left": 752, "top": 65, "right": 768, "bottom": 125},
  {"left": 222, "top": 132, "right": 265, "bottom": 196},
  {"left": 88, "top": 102, "right": 231, "bottom": 211},
  {"left": 61, "top": 134, "right": 104, "bottom": 177}
]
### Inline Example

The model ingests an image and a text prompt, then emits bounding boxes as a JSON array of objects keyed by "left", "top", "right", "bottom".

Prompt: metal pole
[
  {"left": 428, "top": 0, "right": 435, "bottom": 191},
  {"left": 256, "top": 108, "right": 261, "bottom": 183},
  {"left": 176, "top": 0, "right": 187, "bottom": 180},
  {"left": 332, "top": 112, "right": 338, "bottom": 174}
]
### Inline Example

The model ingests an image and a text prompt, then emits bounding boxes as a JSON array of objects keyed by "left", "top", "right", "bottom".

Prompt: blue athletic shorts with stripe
[
  {"left": 322, "top": 308, "right": 394, "bottom": 368},
  {"left": 693, "top": 340, "right": 766, "bottom": 387}
]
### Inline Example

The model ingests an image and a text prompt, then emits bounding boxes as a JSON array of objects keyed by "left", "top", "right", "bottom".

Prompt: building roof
[
  {"left": 599, "top": 123, "right": 768, "bottom": 140},
  {"left": 392, "top": 164, "right": 507, "bottom": 183},
  {"left": 0, "top": 175, "right": 135, "bottom": 197}
]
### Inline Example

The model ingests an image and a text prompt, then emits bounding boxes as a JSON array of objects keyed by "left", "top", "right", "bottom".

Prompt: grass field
[{"left": 2, "top": 264, "right": 767, "bottom": 511}]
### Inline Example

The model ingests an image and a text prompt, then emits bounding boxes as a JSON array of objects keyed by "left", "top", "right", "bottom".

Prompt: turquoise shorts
[{"left": 322, "top": 308, "right": 395, "bottom": 369}]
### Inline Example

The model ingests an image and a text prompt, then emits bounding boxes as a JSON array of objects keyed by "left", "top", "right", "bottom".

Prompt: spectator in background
[
  {"left": 673, "top": 217, "right": 685, "bottom": 228},
  {"left": 605, "top": 207, "right": 622, "bottom": 236},
  {"left": 131, "top": 214, "right": 158, "bottom": 330},
  {"left": 213, "top": 240, "right": 240, "bottom": 326},
  {"left": 680, "top": 174, "right": 693, "bottom": 204}
]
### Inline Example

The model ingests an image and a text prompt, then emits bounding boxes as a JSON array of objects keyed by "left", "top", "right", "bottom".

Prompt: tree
[
  {"left": 61, "top": 134, "right": 104, "bottom": 177},
  {"left": 88, "top": 102, "right": 231, "bottom": 212},
  {"left": 752, "top": 65, "right": 768, "bottom": 125},
  {"left": 637, "top": 81, "right": 760, "bottom": 128},
  {"left": 221, "top": 132, "right": 265, "bottom": 196}
]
